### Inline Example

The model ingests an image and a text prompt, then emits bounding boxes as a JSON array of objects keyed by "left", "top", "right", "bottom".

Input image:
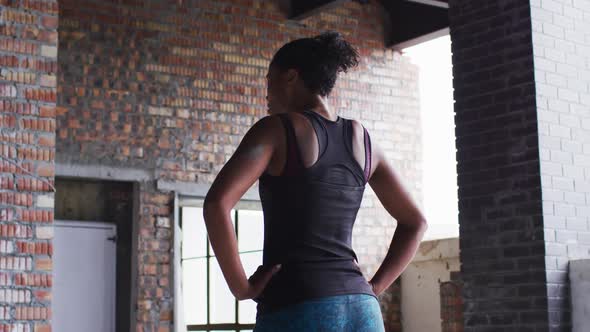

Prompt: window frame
[{"left": 174, "top": 192, "right": 263, "bottom": 332}]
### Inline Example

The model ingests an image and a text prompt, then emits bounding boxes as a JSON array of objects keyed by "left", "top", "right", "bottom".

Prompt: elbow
[
  {"left": 202, "top": 194, "right": 221, "bottom": 223},
  {"left": 202, "top": 194, "right": 230, "bottom": 223},
  {"left": 398, "top": 218, "right": 428, "bottom": 234},
  {"left": 416, "top": 219, "right": 428, "bottom": 233},
  {"left": 203, "top": 193, "right": 215, "bottom": 210},
  {"left": 233, "top": 290, "right": 247, "bottom": 301}
]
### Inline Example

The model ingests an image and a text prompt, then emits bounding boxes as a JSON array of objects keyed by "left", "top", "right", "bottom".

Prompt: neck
[{"left": 293, "top": 94, "right": 336, "bottom": 120}]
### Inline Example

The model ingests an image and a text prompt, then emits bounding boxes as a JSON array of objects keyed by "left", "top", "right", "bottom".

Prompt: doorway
[
  {"left": 53, "top": 220, "right": 117, "bottom": 332},
  {"left": 54, "top": 178, "right": 135, "bottom": 332}
]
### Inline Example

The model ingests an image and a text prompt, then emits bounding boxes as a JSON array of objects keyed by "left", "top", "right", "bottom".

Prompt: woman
[{"left": 203, "top": 31, "right": 428, "bottom": 331}]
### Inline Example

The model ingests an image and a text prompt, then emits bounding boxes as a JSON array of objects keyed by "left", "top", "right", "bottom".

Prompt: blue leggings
[{"left": 253, "top": 294, "right": 386, "bottom": 332}]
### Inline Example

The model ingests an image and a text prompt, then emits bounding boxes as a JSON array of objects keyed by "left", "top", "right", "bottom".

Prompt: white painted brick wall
[{"left": 532, "top": 0, "right": 590, "bottom": 329}]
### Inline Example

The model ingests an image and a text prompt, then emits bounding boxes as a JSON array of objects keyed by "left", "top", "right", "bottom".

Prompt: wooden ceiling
[{"left": 287, "top": 0, "right": 449, "bottom": 50}]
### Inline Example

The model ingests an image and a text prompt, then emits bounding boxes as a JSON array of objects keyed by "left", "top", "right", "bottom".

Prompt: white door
[{"left": 53, "top": 220, "right": 117, "bottom": 332}]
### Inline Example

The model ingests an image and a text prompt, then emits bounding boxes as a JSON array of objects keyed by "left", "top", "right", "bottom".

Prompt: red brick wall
[
  {"left": 379, "top": 278, "right": 402, "bottom": 332},
  {"left": 440, "top": 271, "right": 463, "bottom": 332},
  {"left": 135, "top": 189, "right": 173, "bottom": 327},
  {"left": 0, "top": 0, "right": 58, "bottom": 330},
  {"left": 56, "top": 0, "right": 422, "bottom": 331}
]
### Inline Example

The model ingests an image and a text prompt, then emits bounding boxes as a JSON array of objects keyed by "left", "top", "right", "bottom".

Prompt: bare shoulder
[
  {"left": 244, "top": 114, "right": 285, "bottom": 145},
  {"left": 251, "top": 114, "right": 282, "bottom": 133},
  {"left": 203, "top": 114, "right": 284, "bottom": 206},
  {"left": 350, "top": 118, "right": 365, "bottom": 143}
]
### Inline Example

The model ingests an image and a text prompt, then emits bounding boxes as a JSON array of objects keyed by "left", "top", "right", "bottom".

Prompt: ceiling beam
[
  {"left": 391, "top": 27, "right": 449, "bottom": 51},
  {"left": 404, "top": 0, "right": 449, "bottom": 9},
  {"left": 381, "top": 0, "right": 449, "bottom": 49},
  {"left": 288, "top": 0, "right": 350, "bottom": 20}
]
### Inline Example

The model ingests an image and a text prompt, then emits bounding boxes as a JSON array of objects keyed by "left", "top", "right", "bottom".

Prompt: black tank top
[{"left": 254, "top": 109, "right": 375, "bottom": 316}]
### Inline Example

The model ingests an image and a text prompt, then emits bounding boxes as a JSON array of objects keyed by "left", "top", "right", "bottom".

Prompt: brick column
[
  {"left": 449, "top": 0, "right": 590, "bottom": 330},
  {"left": 450, "top": 1, "right": 548, "bottom": 329},
  {"left": 0, "top": 0, "right": 58, "bottom": 331}
]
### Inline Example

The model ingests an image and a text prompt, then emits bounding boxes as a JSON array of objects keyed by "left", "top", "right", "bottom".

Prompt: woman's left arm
[{"left": 203, "top": 115, "right": 281, "bottom": 301}]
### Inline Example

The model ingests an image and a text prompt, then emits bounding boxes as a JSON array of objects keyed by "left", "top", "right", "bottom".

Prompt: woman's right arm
[{"left": 367, "top": 138, "right": 428, "bottom": 296}]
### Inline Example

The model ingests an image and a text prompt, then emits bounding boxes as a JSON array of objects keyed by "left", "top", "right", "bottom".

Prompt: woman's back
[
  {"left": 255, "top": 109, "right": 375, "bottom": 316},
  {"left": 204, "top": 31, "right": 425, "bottom": 332},
  {"left": 262, "top": 110, "right": 371, "bottom": 183}
]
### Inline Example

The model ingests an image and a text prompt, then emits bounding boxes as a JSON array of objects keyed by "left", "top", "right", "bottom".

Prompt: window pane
[
  {"left": 239, "top": 298, "right": 258, "bottom": 324},
  {"left": 182, "top": 207, "right": 206, "bottom": 259},
  {"left": 182, "top": 258, "right": 206, "bottom": 325},
  {"left": 210, "top": 257, "right": 236, "bottom": 323},
  {"left": 237, "top": 210, "right": 264, "bottom": 252},
  {"left": 240, "top": 251, "right": 263, "bottom": 280},
  {"left": 208, "top": 209, "right": 236, "bottom": 256},
  {"left": 238, "top": 251, "right": 262, "bottom": 324}
]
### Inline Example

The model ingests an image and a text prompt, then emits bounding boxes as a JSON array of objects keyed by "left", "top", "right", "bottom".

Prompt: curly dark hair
[{"left": 270, "top": 31, "right": 360, "bottom": 97}]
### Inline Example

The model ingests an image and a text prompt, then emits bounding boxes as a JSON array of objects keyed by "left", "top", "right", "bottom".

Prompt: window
[{"left": 178, "top": 197, "right": 264, "bottom": 332}]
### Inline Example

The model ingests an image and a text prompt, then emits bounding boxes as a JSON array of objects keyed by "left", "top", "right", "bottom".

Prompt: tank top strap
[
  {"left": 343, "top": 118, "right": 354, "bottom": 157},
  {"left": 277, "top": 113, "right": 304, "bottom": 176},
  {"left": 362, "top": 125, "right": 372, "bottom": 183},
  {"left": 301, "top": 110, "right": 328, "bottom": 158},
  {"left": 343, "top": 118, "right": 372, "bottom": 185}
]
